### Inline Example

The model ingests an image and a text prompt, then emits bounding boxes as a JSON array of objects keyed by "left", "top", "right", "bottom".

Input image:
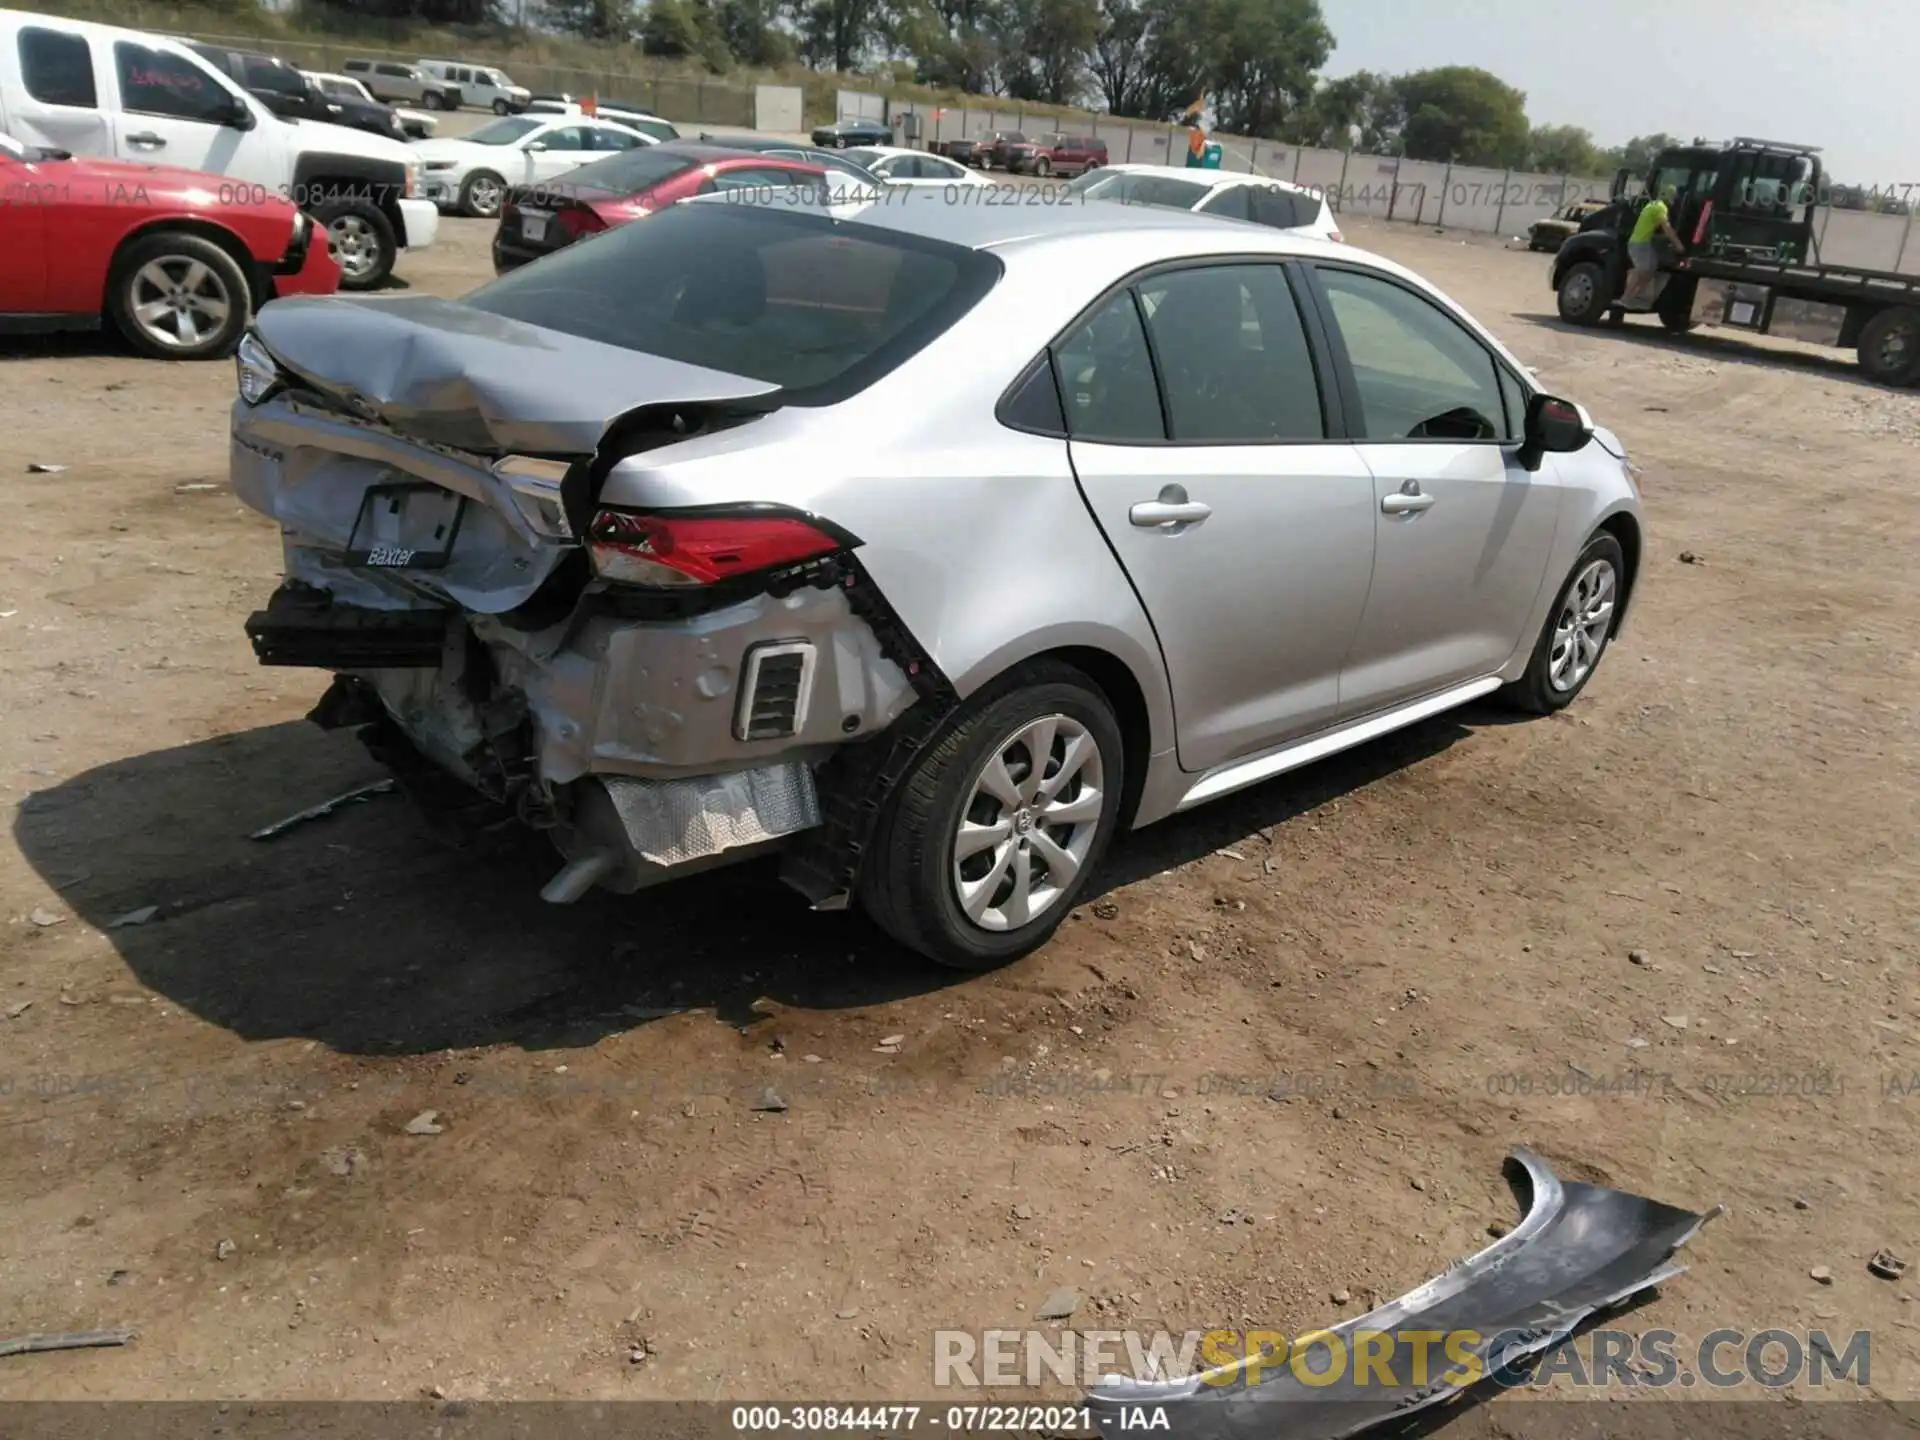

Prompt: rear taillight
[
  {"left": 587, "top": 506, "right": 857, "bottom": 588},
  {"left": 557, "top": 206, "right": 606, "bottom": 240}
]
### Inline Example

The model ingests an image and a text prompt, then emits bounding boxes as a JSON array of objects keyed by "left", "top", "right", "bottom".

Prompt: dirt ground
[{"left": 2, "top": 203, "right": 1918, "bottom": 1418}]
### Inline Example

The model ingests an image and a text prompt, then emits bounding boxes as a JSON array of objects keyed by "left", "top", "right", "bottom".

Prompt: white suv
[
  {"left": 416, "top": 59, "right": 529, "bottom": 115},
  {"left": 0, "top": 11, "right": 438, "bottom": 288}
]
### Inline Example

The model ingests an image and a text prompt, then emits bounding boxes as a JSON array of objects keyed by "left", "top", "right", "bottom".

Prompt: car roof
[{"left": 1093, "top": 162, "right": 1322, "bottom": 197}]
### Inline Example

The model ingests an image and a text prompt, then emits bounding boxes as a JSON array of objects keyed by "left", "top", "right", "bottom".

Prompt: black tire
[
  {"left": 458, "top": 169, "right": 507, "bottom": 219},
  {"left": 106, "top": 230, "right": 253, "bottom": 361},
  {"left": 1556, "top": 260, "right": 1611, "bottom": 326},
  {"left": 1501, "top": 532, "right": 1627, "bottom": 715},
  {"left": 834, "top": 135, "right": 848, "bottom": 148},
  {"left": 1857, "top": 306, "right": 1920, "bottom": 386},
  {"left": 1035, "top": 157, "right": 1051, "bottom": 177},
  {"left": 422, "top": 90, "right": 445, "bottom": 111},
  {"left": 492, "top": 98, "right": 510, "bottom": 116},
  {"left": 858, "top": 660, "right": 1126, "bottom": 971},
  {"left": 311, "top": 198, "right": 397, "bottom": 291}
]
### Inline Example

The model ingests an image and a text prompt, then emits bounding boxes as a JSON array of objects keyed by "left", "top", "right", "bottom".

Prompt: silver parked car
[{"left": 231, "top": 192, "right": 1642, "bottom": 969}]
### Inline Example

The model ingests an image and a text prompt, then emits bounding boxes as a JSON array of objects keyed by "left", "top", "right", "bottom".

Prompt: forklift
[{"left": 1548, "top": 137, "right": 1920, "bottom": 385}]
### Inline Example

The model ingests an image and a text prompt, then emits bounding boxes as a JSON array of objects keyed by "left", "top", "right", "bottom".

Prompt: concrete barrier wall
[
  {"left": 835, "top": 89, "right": 884, "bottom": 122},
  {"left": 753, "top": 84, "right": 802, "bottom": 134}
]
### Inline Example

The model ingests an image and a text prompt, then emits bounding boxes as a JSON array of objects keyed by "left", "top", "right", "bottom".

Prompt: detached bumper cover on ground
[{"left": 1086, "top": 1148, "right": 1718, "bottom": 1440}]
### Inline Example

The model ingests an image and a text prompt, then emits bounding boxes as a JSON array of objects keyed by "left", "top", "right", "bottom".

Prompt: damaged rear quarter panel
[{"left": 591, "top": 276, "right": 1175, "bottom": 767}]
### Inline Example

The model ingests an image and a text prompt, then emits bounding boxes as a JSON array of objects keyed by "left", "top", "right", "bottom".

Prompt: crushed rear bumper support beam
[{"left": 1086, "top": 1147, "right": 1719, "bottom": 1439}]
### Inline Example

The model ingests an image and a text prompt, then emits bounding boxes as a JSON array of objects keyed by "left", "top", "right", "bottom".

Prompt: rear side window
[
  {"left": 19, "top": 27, "right": 96, "bottom": 108},
  {"left": 463, "top": 204, "right": 1002, "bottom": 400},
  {"left": 1137, "top": 265, "right": 1325, "bottom": 442},
  {"left": 115, "top": 43, "right": 234, "bottom": 123},
  {"left": 1052, "top": 291, "right": 1164, "bottom": 442},
  {"left": 1197, "top": 185, "right": 1251, "bottom": 221},
  {"left": 1250, "top": 187, "right": 1305, "bottom": 229},
  {"left": 376, "top": 63, "right": 411, "bottom": 77},
  {"left": 244, "top": 59, "right": 304, "bottom": 95},
  {"left": 1087, "top": 173, "right": 1210, "bottom": 210}
]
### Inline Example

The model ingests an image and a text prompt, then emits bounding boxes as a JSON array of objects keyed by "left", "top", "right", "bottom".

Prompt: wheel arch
[
  {"left": 948, "top": 631, "right": 1172, "bottom": 832},
  {"left": 1594, "top": 506, "right": 1642, "bottom": 636},
  {"left": 101, "top": 218, "right": 265, "bottom": 316},
  {"left": 1551, "top": 231, "right": 1616, "bottom": 292}
]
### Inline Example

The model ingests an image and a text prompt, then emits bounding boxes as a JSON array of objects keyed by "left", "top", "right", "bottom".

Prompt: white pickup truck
[{"left": 0, "top": 9, "right": 437, "bottom": 288}]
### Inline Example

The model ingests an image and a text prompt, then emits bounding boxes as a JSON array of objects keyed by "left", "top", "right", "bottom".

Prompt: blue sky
[{"left": 1318, "top": 0, "right": 1912, "bottom": 184}]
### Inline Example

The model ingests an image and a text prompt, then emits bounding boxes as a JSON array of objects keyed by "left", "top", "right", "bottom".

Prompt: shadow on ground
[
  {"left": 1511, "top": 310, "right": 1891, "bottom": 388},
  {"left": 14, "top": 706, "right": 1488, "bottom": 1057}
]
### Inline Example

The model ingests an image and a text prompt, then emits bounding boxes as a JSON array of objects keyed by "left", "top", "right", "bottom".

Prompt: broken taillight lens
[{"left": 587, "top": 507, "right": 855, "bottom": 588}]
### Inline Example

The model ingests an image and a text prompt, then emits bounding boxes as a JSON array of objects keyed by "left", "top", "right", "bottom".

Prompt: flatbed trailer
[{"left": 1548, "top": 137, "right": 1920, "bottom": 385}]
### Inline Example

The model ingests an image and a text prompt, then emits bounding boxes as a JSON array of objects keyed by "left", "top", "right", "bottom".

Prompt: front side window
[
  {"left": 1137, "top": 265, "right": 1325, "bottom": 442},
  {"left": 19, "top": 27, "right": 96, "bottom": 108},
  {"left": 1316, "top": 267, "right": 1509, "bottom": 442},
  {"left": 244, "top": 59, "right": 304, "bottom": 96},
  {"left": 115, "top": 43, "right": 234, "bottom": 123}
]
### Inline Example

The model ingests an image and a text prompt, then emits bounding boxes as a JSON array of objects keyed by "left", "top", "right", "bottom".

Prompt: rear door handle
[
  {"left": 1381, "top": 488, "right": 1436, "bottom": 515},
  {"left": 127, "top": 131, "right": 167, "bottom": 148}
]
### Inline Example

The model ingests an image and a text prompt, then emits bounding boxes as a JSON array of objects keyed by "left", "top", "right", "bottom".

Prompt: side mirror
[
  {"left": 525, "top": 140, "right": 547, "bottom": 152},
  {"left": 225, "top": 94, "right": 258, "bottom": 131},
  {"left": 1518, "top": 393, "right": 1591, "bottom": 472}
]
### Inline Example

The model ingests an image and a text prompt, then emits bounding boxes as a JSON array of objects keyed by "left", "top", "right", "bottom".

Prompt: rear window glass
[
  {"left": 1082, "top": 173, "right": 1210, "bottom": 209},
  {"left": 462, "top": 203, "right": 1002, "bottom": 400},
  {"left": 553, "top": 145, "right": 702, "bottom": 195}
]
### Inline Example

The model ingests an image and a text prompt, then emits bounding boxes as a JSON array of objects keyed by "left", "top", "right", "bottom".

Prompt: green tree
[
  {"left": 998, "top": 0, "right": 1099, "bottom": 103},
  {"left": 1390, "top": 66, "right": 1529, "bottom": 166},
  {"left": 1598, "top": 132, "right": 1681, "bottom": 176},
  {"left": 543, "top": 0, "right": 634, "bottom": 39},
  {"left": 791, "top": 0, "right": 895, "bottom": 70},
  {"left": 1527, "top": 122, "right": 1599, "bottom": 175},
  {"left": 1090, "top": 0, "right": 1153, "bottom": 114},
  {"left": 1285, "top": 69, "right": 1388, "bottom": 148},
  {"left": 1206, "top": 0, "right": 1331, "bottom": 137},
  {"left": 638, "top": 0, "right": 710, "bottom": 55},
  {"left": 713, "top": 0, "right": 794, "bottom": 65},
  {"left": 900, "top": 0, "right": 1007, "bottom": 94}
]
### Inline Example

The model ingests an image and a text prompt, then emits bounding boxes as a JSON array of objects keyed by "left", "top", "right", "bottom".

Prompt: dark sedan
[{"left": 811, "top": 115, "right": 893, "bottom": 148}]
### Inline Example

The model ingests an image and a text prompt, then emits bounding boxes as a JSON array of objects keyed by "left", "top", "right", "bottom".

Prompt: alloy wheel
[
  {"left": 327, "top": 214, "right": 379, "bottom": 282},
  {"left": 951, "top": 713, "right": 1106, "bottom": 932},
  {"left": 467, "top": 175, "right": 504, "bottom": 217},
  {"left": 1549, "top": 558, "right": 1616, "bottom": 693},
  {"left": 127, "top": 256, "right": 232, "bottom": 351}
]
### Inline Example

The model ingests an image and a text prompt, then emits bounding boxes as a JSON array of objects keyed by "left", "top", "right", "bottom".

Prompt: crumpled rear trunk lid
[{"left": 234, "top": 296, "right": 782, "bottom": 616}]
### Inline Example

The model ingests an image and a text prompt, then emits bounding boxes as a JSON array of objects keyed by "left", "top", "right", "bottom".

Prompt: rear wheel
[
  {"left": 107, "top": 231, "right": 251, "bottom": 361},
  {"left": 1556, "top": 260, "right": 1611, "bottom": 326},
  {"left": 859, "top": 661, "right": 1124, "bottom": 970},
  {"left": 459, "top": 169, "right": 506, "bottom": 219},
  {"left": 311, "top": 198, "right": 397, "bottom": 291},
  {"left": 1501, "top": 532, "right": 1626, "bottom": 714},
  {"left": 1858, "top": 306, "right": 1920, "bottom": 386}
]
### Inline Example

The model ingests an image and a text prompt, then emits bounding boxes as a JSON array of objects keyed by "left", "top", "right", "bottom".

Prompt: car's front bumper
[
  {"left": 420, "top": 173, "right": 459, "bottom": 206},
  {"left": 398, "top": 196, "right": 439, "bottom": 250}
]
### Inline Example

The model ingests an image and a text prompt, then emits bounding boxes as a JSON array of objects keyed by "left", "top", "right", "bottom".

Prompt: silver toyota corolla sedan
[{"left": 230, "top": 189, "right": 1643, "bottom": 969}]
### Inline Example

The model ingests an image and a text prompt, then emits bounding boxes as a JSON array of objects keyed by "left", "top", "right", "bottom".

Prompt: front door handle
[
  {"left": 1130, "top": 484, "right": 1211, "bottom": 531},
  {"left": 1381, "top": 485, "right": 1436, "bottom": 515},
  {"left": 127, "top": 131, "right": 167, "bottom": 148}
]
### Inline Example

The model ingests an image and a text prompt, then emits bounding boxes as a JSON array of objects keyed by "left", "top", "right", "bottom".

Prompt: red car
[
  {"left": 1006, "top": 133, "right": 1108, "bottom": 178},
  {"left": 491, "top": 144, "right": 830, "bottom": 273},
  {"left": 0, "top": 133, "right": 340, "bottom": 361}
]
